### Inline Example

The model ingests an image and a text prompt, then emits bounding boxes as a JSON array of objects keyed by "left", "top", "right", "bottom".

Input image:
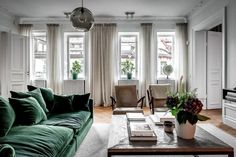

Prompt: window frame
[
  {"left": 118, "top": 32, "right": 139, "bottom": 80},
  {"left": 32, "top": 31, "right": 47, "bottom": 80},
  {"left": 64, "top": 32, "right": 86, "bottom": 80},
  {"left": 156, "top": 31, "right": 176, "bottom": 79}
]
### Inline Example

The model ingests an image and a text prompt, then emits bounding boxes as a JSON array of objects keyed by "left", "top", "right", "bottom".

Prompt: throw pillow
[
  {"left": 27, "top": 85, "right": 54, "bottom": 111},
  {"left": 0, "top": 97, "right": 15, "bottom": 137},
  {"left": 10, "top": 89, "right": 49, "bottom": 114},
  {"left": 51, "top": 95, "right": 73, "bottom": 114},
  {"left": 9, "top": 97, "right": 47, "bottom": 125},
  {"left": 0, "top": 144, "right": 15, "bottom": 157},
  {"left": 72, "top": 93, "right": 90, "bottom": 111}
]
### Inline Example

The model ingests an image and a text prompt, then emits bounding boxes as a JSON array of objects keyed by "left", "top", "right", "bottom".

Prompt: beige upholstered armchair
[
  {"left": 110, "top": 85, "right": 145, "bottom": 115},
  {"left": 147, "top": 84, "right": 171, "bottom": 114}
]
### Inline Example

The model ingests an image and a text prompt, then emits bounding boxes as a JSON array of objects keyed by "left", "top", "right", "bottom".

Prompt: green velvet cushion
[
  {"left": 0, "top": 97, "right": 15, "bottom": 137},
  {"left": 51, "top": 95, "right": 73, "bottom": 114},
  {"left": 41, "top": 111, "right": 91, "bottom": 134},
  {"left": 10, "top": 89, "right": 48, "bottom": 114},
  {"left": 72, "top": 93, "right": 90, "bottom": 111},
  {"left": 9, "top": 97, "right": 47, "bottom": 125},
  {"left": 0, "top": 144, "right": 15, "bottom": 157},
  {"left": 0, "top": 125, "right": 73, "bottom": 157},
  {"left": 27, "top": 85, "right": 54, "bottom": 111}
]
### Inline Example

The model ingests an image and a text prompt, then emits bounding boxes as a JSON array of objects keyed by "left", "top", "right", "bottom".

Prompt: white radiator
[{"left": 63, "top": 80, "right": 85, "bottom": 95}]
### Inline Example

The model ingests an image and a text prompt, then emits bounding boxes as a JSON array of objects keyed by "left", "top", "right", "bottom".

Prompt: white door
[
  {"left": 194, "top": 31, "right": 207, "bottom": 109},
  {"left": 207, "top": 31, "right": 222, "bottom": 109},
  {"left": 8, "top": 34, "right": 27, "bottom": 94}
]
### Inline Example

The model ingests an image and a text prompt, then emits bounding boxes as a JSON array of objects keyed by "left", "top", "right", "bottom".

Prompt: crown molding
[{"left": 19, "top": 16, "right": 187, "bottom": 24}]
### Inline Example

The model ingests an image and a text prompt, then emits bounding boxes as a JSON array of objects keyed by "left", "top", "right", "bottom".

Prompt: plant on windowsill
[
  {"left": 70, "top": 60, "right": 82, "bottom": 80},
  {"left": 166, "top": 88, "right": 210, "bottom": 139},
  {"left": 121, "top": 59, "right": 135, "bottom": 79}
]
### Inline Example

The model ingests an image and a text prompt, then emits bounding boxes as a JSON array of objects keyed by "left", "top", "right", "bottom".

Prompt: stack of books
[
  {"left": 126, "top": 112, "right": 145, "bottom": 121},
  {"left": 127, "top": 122, "right": 157, "bottom": 141},
  {"left": 225, "top": 92, "right": 236, "bottom": 102},
  {"left": 149, "top": 111, "right": 175, "bottom": 125}
]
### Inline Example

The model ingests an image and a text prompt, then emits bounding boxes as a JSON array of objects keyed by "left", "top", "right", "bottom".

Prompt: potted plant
[
  {"left": 166, "top": 89, "right": 210, "bottom": 139},
  {"left": 70, "top": 60, "right": 82, "bottom": 80},
  {"left": 121, "top": 59, "right": 135, "bottom": 79}
]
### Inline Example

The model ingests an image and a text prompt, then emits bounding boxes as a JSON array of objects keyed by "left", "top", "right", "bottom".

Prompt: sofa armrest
[{"left": 88, "top": 99, "right": 94, "bottom": 118}]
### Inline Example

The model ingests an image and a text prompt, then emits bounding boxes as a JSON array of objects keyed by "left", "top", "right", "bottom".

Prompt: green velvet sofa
[{"left": 0, "top": 88, "right": 93, "bottom": 157}]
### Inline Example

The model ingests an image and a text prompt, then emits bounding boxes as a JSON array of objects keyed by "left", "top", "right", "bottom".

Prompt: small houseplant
[
  {"left": 166, "top": 89, "right": 209, "bottom": 139},
  {"left": 121, "top": 59, "right": 135, "bottom": 79},
  {"left": 70, "top": 60, "right": 82, "bottom": 80}
]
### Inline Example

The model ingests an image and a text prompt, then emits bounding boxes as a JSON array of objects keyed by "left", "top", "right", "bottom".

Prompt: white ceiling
[{"left": 0, "top": 0, "right": 210, "bottom": 18}]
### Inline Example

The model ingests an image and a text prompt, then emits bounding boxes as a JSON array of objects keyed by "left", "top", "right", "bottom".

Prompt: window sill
[{"left": 64, "top": 79, "right": 85, "bottom": 81}]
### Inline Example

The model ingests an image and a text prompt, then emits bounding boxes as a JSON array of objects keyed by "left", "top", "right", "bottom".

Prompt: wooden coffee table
[{"left": 107, "top": 115, "right": 234, "bottom": 157}]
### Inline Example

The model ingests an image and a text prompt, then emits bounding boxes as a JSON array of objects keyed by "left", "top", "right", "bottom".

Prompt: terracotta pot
[{"left": 175, "top": 119, "right": 196, "bottom": 139}]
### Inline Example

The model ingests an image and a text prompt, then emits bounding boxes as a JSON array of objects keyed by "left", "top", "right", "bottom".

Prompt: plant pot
[
  {"left": 72, "top": 72, "right": 78, "bottom": 80},
  {"left": 175, "top": 119, "right": 196, "bottom": 139},
  {"left": 127, "top": 72, "right": 132, "bottom": 79}
]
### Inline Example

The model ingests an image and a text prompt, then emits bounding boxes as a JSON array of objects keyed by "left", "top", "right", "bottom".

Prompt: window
[
  {"left": 157, "top": 32, "right": 175, "bottom": 78},
  {"left": 64, "top": 32, "right": 86, "bottom": 79},
  {"left": 32, "top": 31, "right": 47, "bottom": 80},
  {"left": 119, "top": 32, "right": 138, "bottom": 79}
]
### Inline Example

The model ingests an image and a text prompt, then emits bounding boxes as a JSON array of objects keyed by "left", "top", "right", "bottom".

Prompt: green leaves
[
  {"left": 71, "top": 60, "right": 82, "bottom": 74},
  {"left": 121, "top": 59, "right": 135, "bottom": 74},
  {"left": 197, "top": 114, "right": 210, "bottom": 121},
  {"left": 176, "top": 110, "right": 198, "bottom": 125}
]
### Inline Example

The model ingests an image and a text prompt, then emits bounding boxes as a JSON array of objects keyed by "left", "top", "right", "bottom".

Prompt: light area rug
[{"left": 75, "top": 123, "right": 236, "bottom": 157}]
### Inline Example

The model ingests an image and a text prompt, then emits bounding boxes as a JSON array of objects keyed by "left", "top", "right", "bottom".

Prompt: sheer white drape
[
  {"left": 176, "top": 23, "right": 188, "bottom": 92},
  {"left": 140, "top": 23, "right": 155, "bottom": 105},
  {"left": 89, "top": 24, "right": 117, "bottom": 106},
  {"left": 46, "top": 24, "right": 62, "bottom": 94},
  {"left": 19, "top": 24, "right": 33, "bottom": 84}
]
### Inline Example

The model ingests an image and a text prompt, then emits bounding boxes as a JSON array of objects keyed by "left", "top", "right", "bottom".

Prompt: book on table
[
  {"left": 127, "top": 122, "right": 157, "bottom": 141},
  {"left": 149, "top": 111, "right": 175, "bottom": 125},
  {"left": 126, "top": 112, "right": 145, "bottom": 121}
]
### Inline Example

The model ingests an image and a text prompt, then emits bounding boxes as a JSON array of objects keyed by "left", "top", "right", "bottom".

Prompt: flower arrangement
[{"left": 166, "top": 89, "right": 210, "bottom": 125}]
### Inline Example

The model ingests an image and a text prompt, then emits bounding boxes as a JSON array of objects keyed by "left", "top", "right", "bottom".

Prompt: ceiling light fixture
[
  {"left": 125, "top": 12, "right": 135, "bottom": 19},
  {"left": 70, "top": 0, "right": 94, "bottom": 32}
]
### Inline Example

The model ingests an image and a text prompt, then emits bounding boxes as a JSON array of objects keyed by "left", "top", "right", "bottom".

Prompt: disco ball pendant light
[{"left": 70, "top": 0, "right": 94, "bottom": 31}]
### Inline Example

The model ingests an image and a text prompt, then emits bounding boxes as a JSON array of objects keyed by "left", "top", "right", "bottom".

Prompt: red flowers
[{"left": 184, "top": 98, "right": 203, "bottom": 115}]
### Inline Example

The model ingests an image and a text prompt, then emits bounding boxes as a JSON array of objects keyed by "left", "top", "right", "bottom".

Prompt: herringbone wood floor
[{"left": 93, "top": 106, "right": 236, "bottom": 137}]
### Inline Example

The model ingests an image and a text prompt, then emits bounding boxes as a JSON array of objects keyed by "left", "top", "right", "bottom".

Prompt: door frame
[{"left": 192, "top": 7, "right": 226, "bottom": 109}]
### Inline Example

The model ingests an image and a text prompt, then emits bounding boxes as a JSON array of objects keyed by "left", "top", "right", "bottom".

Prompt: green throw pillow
[
  {"left": 72, "top": 93, "right": 90, "bottom": 111},
  {"left": 27, "top": 85, "right": 54, "bottom": 111},
  {"left": 51, "top": 95, "right": 73, "bottom": 114},
  {"left": 10, "top": 89, "right": 49, "bottom": 114},
  {"left": 9, "top": 97, "right": 47, "bottom": 125},
  {"left": 0, "top": 97, "right": 15, "bottom": 137}
]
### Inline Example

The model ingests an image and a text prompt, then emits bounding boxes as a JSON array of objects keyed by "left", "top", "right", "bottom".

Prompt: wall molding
[{"left": 19, "top": 16, "right": 187, "bottom": 25}]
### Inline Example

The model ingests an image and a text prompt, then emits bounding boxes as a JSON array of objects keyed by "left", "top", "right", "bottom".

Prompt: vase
[
  {"left": 72, "top": 72, "right": 78, "bottom": 80},
  {"left": 127, "top": 72, "right": 132, "bottom": 79},
  {"left": 175, "top": 119, "right": 196, "bottom": 139}
]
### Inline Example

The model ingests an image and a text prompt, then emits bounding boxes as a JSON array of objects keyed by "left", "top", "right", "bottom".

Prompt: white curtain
[
  {"left": 46, "top": 24, "right": 62, "bottom": 94},
  {"left": 19, "top": 24, "right": 33, "bottom": 84},
  {"left": 89, "top": 24, "right": 117, "bottom": 106},
  {"left": 140, "top": 23, "right": 155, "bottom": 105},
  {"left": 175, "top": 23, "right": 188, "bottom": 92}
]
